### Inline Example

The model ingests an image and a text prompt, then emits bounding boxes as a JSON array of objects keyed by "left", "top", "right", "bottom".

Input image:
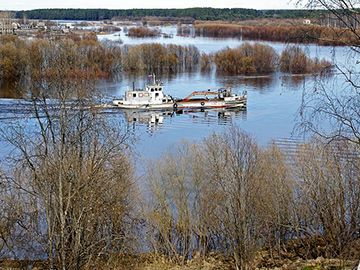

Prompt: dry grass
[{"left": 1, "top": 255, "right": 358, "bottom": 270}]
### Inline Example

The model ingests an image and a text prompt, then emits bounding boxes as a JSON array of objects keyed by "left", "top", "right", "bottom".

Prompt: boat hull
[
  {"left": 113, "top": 101, "right": 246, "bottom": 110},
  {"left": 113, "top": 102, "right": 175, "bottom": 110},
  {"left": 175, "top": 99, "right": 246, "bottom": 110},
  {"left": 113, "top": 97, "right": 247, "bottom": 110}
]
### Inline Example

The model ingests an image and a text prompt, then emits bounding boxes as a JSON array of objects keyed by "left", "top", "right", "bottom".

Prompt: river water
[{"left": 0, "top": 25, "right": 355, "bottom": 162}]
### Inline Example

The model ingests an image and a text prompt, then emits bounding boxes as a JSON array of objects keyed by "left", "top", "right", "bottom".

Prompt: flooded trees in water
[
  {"left": 214, "top": 43, "right": 278, "bottom": 75},
  {"left": 0, "top": 36, "right": 29, "bottom": 84},
  {"left": 0, "top": 34, "right": 335, "bottom": 93},
  {"left": 122, "top": 43, "right": 200, "bottom": 73},
  {"left": 0, "top": 35, "right": 201, "bottom": 90},
  {"left": 0, "top": 34, "right": 334, "bottom": 91},
  {"left": 280, "top": 46, "right": 332, "bottom": 74},
  {"left": 127, "top": 27, "right": 160, "bottom": 38},
  {"left": 200, "top": 53, "right": 212, "bottom": 71},
  {"left": 213, "top": 43, "right": 332, "bottom": 75}
]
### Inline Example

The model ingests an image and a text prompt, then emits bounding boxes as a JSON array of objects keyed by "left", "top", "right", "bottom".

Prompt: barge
[
  {"left": 113, "top": 75, "right": 247, "bottom": 110},
  {"left": 175, "top": 88, "right": 246, "bottom": 109}
]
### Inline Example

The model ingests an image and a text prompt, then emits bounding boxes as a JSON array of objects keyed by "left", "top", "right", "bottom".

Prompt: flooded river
[{"left": 0, "top": 25, "right": 355, "bottom": 161}]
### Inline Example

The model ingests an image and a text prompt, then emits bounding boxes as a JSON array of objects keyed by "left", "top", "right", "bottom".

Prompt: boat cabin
[
  {"left": 122, "top": 78, "right": 172, "bottom": 105},
  {"left": 124, "top": 86, "right": 169, "bottom": 104}
]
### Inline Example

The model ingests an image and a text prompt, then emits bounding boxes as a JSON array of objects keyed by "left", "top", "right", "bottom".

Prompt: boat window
[
  {"left": 154, "top": 88, "right": 157, "bottom": 91},
  {"left": 155, "top": 93, "right": 159, "bottom": 98},
  {"left": 151, "top": 88, "right": 154, "bottom": 92},
  {"left": 133, "top": 93, "right": 137, "bottom": 98},
  {"left": 159, "top": 87, "right": 162, "bottom": 91},
  {"left": 162, "top": 99, "right": 166, "bottom": 102}
]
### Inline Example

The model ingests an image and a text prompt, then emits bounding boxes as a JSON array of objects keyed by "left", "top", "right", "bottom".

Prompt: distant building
[
  {"left": 303, "top": 19, "right": 311, "bottom": 25},
  {"left": 12, "top": 22, "right": 20, "bottom": 30},
  {"left": 20, "top": 23, "right": 32, "bottom": 30},
  {"left": 37, "top": 21, "right": 47, "bottom": 30},
  {"left": 64, "top": 23, "right": 74, "bottom": 29}
]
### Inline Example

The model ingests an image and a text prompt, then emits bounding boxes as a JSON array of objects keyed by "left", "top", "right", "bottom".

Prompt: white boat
[
  {"left": 113, "top": 75, "right": 175, "bottom": 109},
  {"left": 113, "top": 75, "right": 247, "bottom": 110}
]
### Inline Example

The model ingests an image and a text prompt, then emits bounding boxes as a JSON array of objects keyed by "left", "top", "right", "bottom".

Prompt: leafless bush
[
  {"left": 293, "top": 139, "right": 360, "bottom": 258},
  {"left": 145, "top": 126, "right": 359, "bottom": 269},
  {"left": 145, "top": 127, "right": 296, "bottom": 269}
]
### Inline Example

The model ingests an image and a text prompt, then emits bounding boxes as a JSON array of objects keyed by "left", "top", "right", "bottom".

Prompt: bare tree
[
  {"left": 145, "top": 143, "right": 209, "bottom": 264},
  {"left": 202, "top": 128, "right": 262, "bottom": 270},
  {"left": 145, "top": 127, "right": 296, "bottom": 270},
  {"left": 297, "top": 0, "right": 360, "bottom": 146},
  {"left": 0, "top": 61, "right": 136, "bottom": 269},
  {"left": 293, "top": 139, "right": 360, "bottom": 258}
]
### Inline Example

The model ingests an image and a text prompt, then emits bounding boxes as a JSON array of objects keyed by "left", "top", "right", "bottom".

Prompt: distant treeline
[{"left": 13, "top": 8, "right": 327, "bottom": 21}]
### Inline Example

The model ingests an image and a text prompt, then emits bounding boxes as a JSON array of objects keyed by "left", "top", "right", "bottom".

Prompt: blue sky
[{"left": 1, "top": 0, "right": 299, "bottom": 10}]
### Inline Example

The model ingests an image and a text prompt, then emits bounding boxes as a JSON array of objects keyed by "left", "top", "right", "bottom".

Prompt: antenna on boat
[
  {"left": 153, "top": 73, "right": 156, "bottom": 84},
  {"left": 132, "top": 81, "right": 135, "bottom": 91}
]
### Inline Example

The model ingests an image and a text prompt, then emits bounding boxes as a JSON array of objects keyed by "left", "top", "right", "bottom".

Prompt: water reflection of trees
[
  {"left": 119, "top": 70, "right": 200, "bottom": 84},
  {"left": 216, "top": 74, "right": 275, "bottom": 91},
  {"left": 280, "top": 75, "right": 307, "bottom": 88},
  {"left": 280, "top": 72, "right": 334, "bottom": 89}
]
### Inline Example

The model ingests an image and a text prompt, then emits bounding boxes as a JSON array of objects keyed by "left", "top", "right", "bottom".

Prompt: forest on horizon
[{"left": 11, "top": 7, "right": 328, "bottom": 21}]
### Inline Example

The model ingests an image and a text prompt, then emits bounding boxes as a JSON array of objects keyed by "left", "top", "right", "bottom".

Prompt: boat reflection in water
[{"left": 123, "top": 107, "right": 247, "bottom": 134}]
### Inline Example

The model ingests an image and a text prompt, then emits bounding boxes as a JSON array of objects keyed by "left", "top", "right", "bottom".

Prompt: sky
[{"left": 0, "top": 0, "right": 299, "bottom": 11}]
